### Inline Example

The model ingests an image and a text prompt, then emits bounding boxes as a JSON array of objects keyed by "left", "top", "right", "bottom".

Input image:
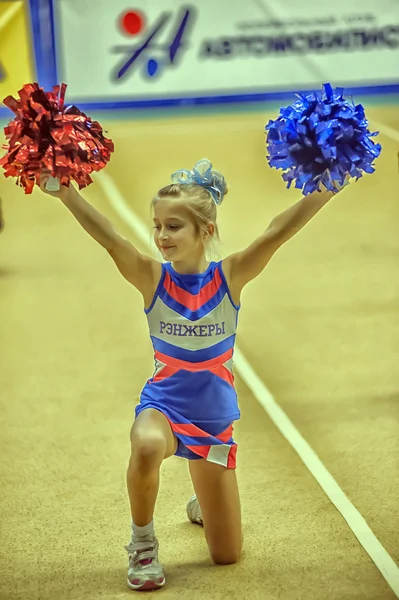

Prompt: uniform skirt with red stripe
[{"left": 135, "top": 401, "right": 237, "bottom": 469}]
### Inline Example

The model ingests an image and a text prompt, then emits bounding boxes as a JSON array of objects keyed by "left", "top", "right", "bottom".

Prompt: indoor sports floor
[{"left": 0, "top": 100, "right": 398, "bottom": 600}]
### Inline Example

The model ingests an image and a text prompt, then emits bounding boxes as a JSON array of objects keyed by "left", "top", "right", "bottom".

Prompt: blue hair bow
[{"left": 171, "top": 158, "right": 226, "bottom": 205}]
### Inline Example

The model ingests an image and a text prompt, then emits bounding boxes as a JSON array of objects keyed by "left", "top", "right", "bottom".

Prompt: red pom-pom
[{"left": 0, "top": 82, "right": 114, "bottom": 194}]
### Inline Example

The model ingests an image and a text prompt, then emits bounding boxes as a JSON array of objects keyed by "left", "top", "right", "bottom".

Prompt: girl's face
[{"left": 153, "top": 199, "right": 204, "bottom": 263}]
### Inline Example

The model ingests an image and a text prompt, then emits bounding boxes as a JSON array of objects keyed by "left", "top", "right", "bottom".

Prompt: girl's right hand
[{"left": 39, "top": 172, "right": 70, "bottom": 199}]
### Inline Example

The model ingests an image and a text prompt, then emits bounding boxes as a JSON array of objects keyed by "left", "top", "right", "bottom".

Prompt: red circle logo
[{"left": 119, "top": 10, "right": 145, "bottom": 35}]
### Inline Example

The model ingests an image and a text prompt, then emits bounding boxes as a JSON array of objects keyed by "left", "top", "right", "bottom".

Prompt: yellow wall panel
[{"left": 0, "top": 1, "right": 35, "bottom": 107}]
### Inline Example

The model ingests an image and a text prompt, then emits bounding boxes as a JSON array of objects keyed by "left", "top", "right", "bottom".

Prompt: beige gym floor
[{"left": 0, "top": 101, "right": 398, "bottom": 600}]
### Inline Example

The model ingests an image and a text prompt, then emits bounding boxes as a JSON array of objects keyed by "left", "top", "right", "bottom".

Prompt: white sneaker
[
  {"left": 186, "top": 495, "right": 203, "bottom": 525},
  {"left": 124, "top": 536, "right": 165, "bottom": 591}
]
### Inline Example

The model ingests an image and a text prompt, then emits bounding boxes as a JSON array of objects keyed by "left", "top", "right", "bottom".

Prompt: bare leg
[
  {"left": 126, "top": 408, "right": 177, "bottom": 526},
  {"left": 125, "top": 409, "right": 178, "bottom": 591},
  {"left": 189, "top": 459, "right": 243, "bottom": 565}
]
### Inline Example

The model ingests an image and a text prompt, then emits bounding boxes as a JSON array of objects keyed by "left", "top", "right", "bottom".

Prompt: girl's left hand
[{"left": 332, "top": 174, "right": 351, "bottom": 194}]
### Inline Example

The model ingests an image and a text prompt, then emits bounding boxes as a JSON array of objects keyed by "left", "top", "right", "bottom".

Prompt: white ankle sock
[{"left": 132, "top": 520, "right": 154, "bottom": 540}]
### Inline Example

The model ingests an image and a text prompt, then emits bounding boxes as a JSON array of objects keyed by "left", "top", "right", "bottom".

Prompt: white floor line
[
  {"left": 0, "top": 2, "right": 21, "bottom": 31},
  {"left": 96, "top": 161, "right": 399, "bottom": 598},
  {"left": 372, "top": 120, "right": 399, "bottom": 143}
]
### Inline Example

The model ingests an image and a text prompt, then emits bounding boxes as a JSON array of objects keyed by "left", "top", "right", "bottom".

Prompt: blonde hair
[{"left": 152, "top": 181, "right": 228, "bottom": 258}]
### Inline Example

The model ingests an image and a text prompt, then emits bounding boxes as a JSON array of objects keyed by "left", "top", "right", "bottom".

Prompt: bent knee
[
  {"left": 129, "top": 432, "right": 166, "bottom": 470},
  {"left": 210, "top": 539, "right": 242, "bottom": 565},
  {"left": 209, "top": 530, "right": 243, "bottom": 565},
  {"left": 211, "top": 549, "right": 241, "bottom": 565}
]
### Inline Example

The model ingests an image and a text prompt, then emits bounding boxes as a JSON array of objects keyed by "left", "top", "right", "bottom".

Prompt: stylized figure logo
[{"left": 112, "top": 6, "right": 196, "bottom": 80}]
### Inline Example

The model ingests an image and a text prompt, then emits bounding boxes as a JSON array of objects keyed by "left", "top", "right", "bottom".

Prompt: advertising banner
[{"left": 52, "top": 0, "right": 399, "bottom": 105}]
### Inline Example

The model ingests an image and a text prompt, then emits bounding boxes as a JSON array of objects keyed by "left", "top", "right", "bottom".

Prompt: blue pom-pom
[{"left": 265, "top": 83, "right": 382, "bottom": 195}]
